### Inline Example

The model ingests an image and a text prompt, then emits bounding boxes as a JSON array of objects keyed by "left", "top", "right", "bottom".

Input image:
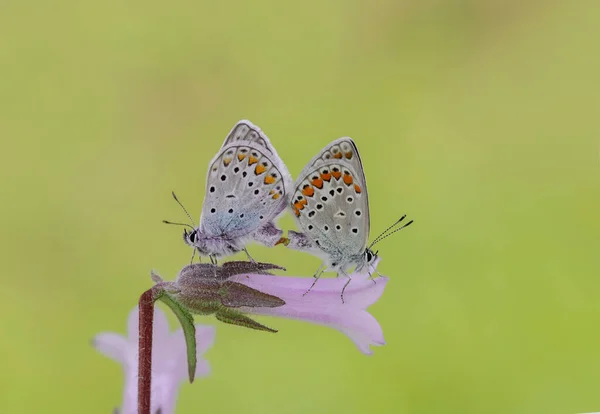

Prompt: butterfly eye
[
  {"left": 366, "top": 249, "right": 374, "bottom": 262},
  {"left": 188, "top": 231, "right": 197, "bottom": 243}
]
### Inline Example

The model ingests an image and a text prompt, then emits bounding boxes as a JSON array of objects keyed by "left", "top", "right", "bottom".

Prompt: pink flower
[
  {"left": 93, "top": 306, "right": 215, "bottom": 414},
  {"left": 229, "top": 258, "right": 388, "bottom": 355}
]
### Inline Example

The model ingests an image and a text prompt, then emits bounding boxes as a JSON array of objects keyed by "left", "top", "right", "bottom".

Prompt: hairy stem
[{"left": 138, "top": 288, "right": 155, "bottom": 414}]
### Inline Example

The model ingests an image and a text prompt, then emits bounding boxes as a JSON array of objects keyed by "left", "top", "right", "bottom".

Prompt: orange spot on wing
[
  {"left": 237, "top": 154, "right": 246, "bottom": 161},
  {"left": 343, "top": 173, "right": 353, "bottom": 185},
  {"left": 254, "top": 164, "right": 266, "bottom": 175},
  {"left": 248, "top": 156, "right": 259, "bottom": 165},
  {"left": 302, "top": 186, "right": 315, "bottom": 197},
  {"left": 345, "top": 151, "right": 353, "bottom": 159},
  {"left": 299, "top": 199, "right": 308, "bottom": 207},
  {"left": 264, "top": 175, "right": 276, "bottom": 185},
  {"left": 331, "top": 170, "right": 342, "bottom": 180},
  {"left": 293, "top": 200, "right": 306, "bottom": 210},
  {"left": 354, "top": 184, "right": 362, "bottom": 193},
  {"left": 333, "top": 152, "right": 343, "bottom": 159},
  {"left": 223, "top": 158, "right": 232, "bottom": 166},
  {"left": 311, "top": 178, "right": 324, "bottom": 189},
  {"left": 320, "top": 172, "right": 332, "bottom": 181},
  {"left": 272, "top": 193, "right": 280, "bottom": 200}
]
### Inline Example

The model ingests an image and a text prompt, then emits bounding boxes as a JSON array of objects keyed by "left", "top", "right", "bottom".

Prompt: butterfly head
[
  {"left": 183, "top": 228, "right": 210, "bottom": 255},
  {"left": 183, "top": 228, "right": 197, "bottom": 245},
  {"left": 183, "top": 227, "right": 243, "bottom": 257},
  {"left": 365, "top": 248, "right": 378, "bottom": 266}
]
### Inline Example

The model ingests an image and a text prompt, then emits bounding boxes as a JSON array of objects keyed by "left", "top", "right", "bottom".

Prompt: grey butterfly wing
[
  {"left": 291, "top": 158, "right": 370, "bottom": 261},
  {"left": 221, "top": 119, "right": 268, "bottom": 145},
  {"left": 199, "top": 122, "right": 291, "bottom": 238},
  {"left": 296, "top": 137, "right": 370, "bottom": 240},
  {"left": 219, "top": 120, "right": 292, "bottom": 189},
  {"left": 300, "top": 138, "right": 368, "bottom": 189},
  {"left": 221, "top": 119, "right": 282, "bottom": 160}
]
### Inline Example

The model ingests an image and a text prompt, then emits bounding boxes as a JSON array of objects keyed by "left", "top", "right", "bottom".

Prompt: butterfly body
[
  {"left": 287, "top": 230, "right": 376, "bottom": 275},
  {"left": 183, "top": 120, "right": 292, "bottom": 259},
  {"left": 183, "top": 228, "right": 250, "bottom": 257}
]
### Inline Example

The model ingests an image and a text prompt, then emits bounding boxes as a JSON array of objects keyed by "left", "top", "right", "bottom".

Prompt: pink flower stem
[{"left": 138, "top": 288, "right": 155, "bottom": 414}]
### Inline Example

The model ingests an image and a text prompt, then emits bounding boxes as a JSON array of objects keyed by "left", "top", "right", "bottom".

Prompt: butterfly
[
  {"left": 285, "top": 137, "right": 412, "bottom": 300},
  {"left": 165, "top": 120, "right": 292, "bottom": 263}
]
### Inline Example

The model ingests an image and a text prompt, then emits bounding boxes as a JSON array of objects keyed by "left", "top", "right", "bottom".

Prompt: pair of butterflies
[{"left": 167, "top": 120, "right": 412, "bottom": 293}]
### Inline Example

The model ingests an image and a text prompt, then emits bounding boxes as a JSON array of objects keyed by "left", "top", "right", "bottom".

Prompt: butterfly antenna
[
  {"left": 162, "top": 220, "right": 195, "bottom": 230},
  {"left": 370, "top": 219, "right": 414, "bottom": 247},
  {"left": 170, "top": 191, "right": 196, "bottom": 227},
  {"left": 369, "top": 215, "right": 408, "bottom": 248}
]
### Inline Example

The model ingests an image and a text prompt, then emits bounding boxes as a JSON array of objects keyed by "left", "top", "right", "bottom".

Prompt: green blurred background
[{"left": 1, "top": 0, "right": 599, "bottom": 413}]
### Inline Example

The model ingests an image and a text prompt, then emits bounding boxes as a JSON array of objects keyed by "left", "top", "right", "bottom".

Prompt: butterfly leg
[
  {"left": 209, "top": 255, "right": 219, "bottom": 277},
  {"left": 373, "top": 267, "right": 386, "bottom": 279},
  {"left": 367, "top": 265, "right": 377, "bottom": 285},
  {"left": 340, "top": 271, "right": 352, "bottom": 304},
  {"left": 215, "top": 308, "right": 278, "bottom": 333},
  {"left": 302, "top": 263, "right": 325, "bottom": 297},
  {"left": 243, "top": 247, "right": 257, "bottom": 264},
  {"left": 189, "top": 248, "right": 197, "bottom": 265}
]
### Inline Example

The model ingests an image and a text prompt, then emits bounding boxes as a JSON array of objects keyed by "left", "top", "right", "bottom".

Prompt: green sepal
[
  {"left": 156, "top": 291, "right": 198, "bottom": 383},
  {"left": 215, "top": 307, "right": 278, "bottom": 333},
  {"left": 218, "top": 281, "right": 286, "bottom": 308}
]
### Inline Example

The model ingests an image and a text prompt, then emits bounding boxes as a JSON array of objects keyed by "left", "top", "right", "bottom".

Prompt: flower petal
[
  {"left": 92, "top": 332, "right": 130, "bottom": 365},
  {"left": 233, "top": 270, "right": 389, "bottom": 354},
  {"left": 150, "top": 373, "right": 179, "bottom": 414},
  {"left": 120, "top": 372, "right": 137, "bottom": 414},
  {"left": 194, "top": 325, "right": 217, "bottom": 356},
  {"left": 121, "top": 370, "right": 181, "bottom": 414},
  {"left": 243, "top": 304, "right": 385, "bottom": 355},
  {"left": 230, "top": 273, "right": 389, "bottom": 310}
]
